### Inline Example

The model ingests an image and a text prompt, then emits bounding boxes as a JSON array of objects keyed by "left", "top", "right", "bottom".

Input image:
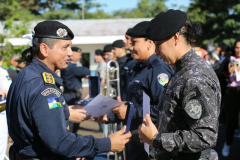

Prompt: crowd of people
[{"left": 0, "top": 9, "right": 239, "bottom": 160}]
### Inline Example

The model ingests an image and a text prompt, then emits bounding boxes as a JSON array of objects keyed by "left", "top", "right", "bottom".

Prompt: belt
[
  {"left": 9, "top": 146, "right": 66, "bottom": 160},
  {"left": 155, "top": 148, "right": 211, "bottom": 160},
  {"left": 227, "top": 87, "right": 240, "bottom": 91}
]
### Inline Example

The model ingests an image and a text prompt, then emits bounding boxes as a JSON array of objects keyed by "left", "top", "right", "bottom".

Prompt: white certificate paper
[
  {"left": 83, "top": 94, "right": 125, "bottom": 117},
  {"left": 143, "top": 92, "right": 150, "bottom": 155}
]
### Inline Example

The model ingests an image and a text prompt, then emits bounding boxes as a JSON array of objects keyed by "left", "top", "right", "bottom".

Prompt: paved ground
[{"left": 5, "top": 87, "right": 240, "bottom": 160}]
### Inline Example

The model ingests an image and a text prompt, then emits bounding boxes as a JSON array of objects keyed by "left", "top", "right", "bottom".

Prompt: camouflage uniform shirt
[{"left": 156, "top": 48, "right": 221, "bottom": 160}]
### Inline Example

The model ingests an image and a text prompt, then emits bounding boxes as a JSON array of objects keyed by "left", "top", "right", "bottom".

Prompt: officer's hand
[
  {"left": 138, "top": 114, "right": 158, "bottom": 145},
  {"left": 0, "top": 89, "right": 7, "bottom": 99},
  {"left": 112, "top": 96, "right": 127, "bottom": 120},
  {"left": 69, "top": 106, "right": 91, "bottom": 123},
  {"left": 108, "top": 125, "right": 132, "bottom": 152},
  {"left": 95, "top": 115, "right": 108, "bottom": 124},
  {"left": 111, "top": 104, "right": 127, "bottom": 120}
]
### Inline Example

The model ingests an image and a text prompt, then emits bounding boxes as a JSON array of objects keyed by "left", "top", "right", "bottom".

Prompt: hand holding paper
[
  {"left": 83, "top": 94, "right": 125, "bottom": 118},
  {"left": 139, "top": 114, "right": 158, "bottom": 145}
]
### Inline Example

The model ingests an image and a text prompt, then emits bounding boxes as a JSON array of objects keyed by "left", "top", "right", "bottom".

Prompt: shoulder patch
[
  {"left": 42, "top": 72, "right": 55, "bottom": 85},
  {"left": 157, "top": 73, "right": 169, "bottom": 86},
  {"left": 41, "top": 88, "right": 61, "bottom": 97},
  {"left": 184, "top": 99, "right": 202, "bottom": 119},
  {"left": 47, "top": 97, "right": 62, "bottom": 109}
]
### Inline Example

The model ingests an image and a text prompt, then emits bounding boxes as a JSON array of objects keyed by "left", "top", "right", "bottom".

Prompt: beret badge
[{"left": 56, "top": 28, "right": 68, "bottom": 37}]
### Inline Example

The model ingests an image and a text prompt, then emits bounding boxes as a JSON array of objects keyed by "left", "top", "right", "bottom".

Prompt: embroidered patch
[
  {"left": 42, "top": 72, "right": 55, "bottom": 85},
  {"left": 47, "top": 97, "right": 62, "bottom": 109},
  {"left": 56, "top": 28, "right": 68, "bottom": 37},
  {"left": 67, "top": 125, "right": 70, "bottom": 130},
  {"left": 157, "top": 73, "right": 169, "bottom": 86},
  {"left": 41, "top": 88, "right": 61, "bottom": 97},
  {"left": 6, "top": 75, "right": 11, "bottom": 81},
  {"left": 184, "top": 99, "right": 202, "bottom": 119}
]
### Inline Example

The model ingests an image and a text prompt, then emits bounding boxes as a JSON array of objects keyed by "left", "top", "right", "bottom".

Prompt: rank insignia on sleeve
[
  {"left": 42, "top": 72, "right": 55, "bottom": 85},
  {"left": 41, "top": 88, "right": 61, "bottom": 97},
  {"left": 47, "top": 97, "right": 62, "bottom": 109},
  {"left": 157, "top": 73, "right": 169, "bottom": 86},
  {"left": 184, "top": 99, "right": 202, "bottom": 119}
]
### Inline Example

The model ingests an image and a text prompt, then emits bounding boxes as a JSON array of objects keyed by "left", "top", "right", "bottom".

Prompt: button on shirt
[{"left": 6, "top": 59, "right": 110, "bottom": 158}]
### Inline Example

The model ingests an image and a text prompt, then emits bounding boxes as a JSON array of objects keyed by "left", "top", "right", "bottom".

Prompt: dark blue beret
[
  {"left": 146, "top": 9, "right": 187, "bottom": 41},
  {"left": 112, "top": 40, "right": 124, "bottom": 48},
  {"left": 71, "top": 47, "right": 81, "bottom": 52},
  {"left": 126, "top": 28, "right": 132, "bottom": 35},
  {"left": 103, "top": 44, "right": 112, "bottom": 52},
  {"left": 127, "top": 21, "right": 150, "bottom": 38},
  {"left": 33, "top": 20, "right": 74, "bottom": 40}
]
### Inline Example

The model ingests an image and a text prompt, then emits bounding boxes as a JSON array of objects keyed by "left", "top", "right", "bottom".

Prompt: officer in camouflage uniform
[{"left": 139, "top": 10, "right": 221, "bottom": 160}]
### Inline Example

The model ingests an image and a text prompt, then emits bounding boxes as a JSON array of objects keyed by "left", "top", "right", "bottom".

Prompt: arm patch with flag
[{"left": 47, "top": 97, "right": 62, "bottom": 109}]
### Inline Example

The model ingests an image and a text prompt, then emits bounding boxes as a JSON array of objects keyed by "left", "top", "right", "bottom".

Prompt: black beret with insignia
[
  {"left": 126, "top": 28, "right": 132, "bottom": 35},
  {"left": 71, "top": 47, "right": 82, "bottom": 52},
  {"left": 95, "top": 49, "right": 104, "bottom": 57},
  {"left": 103, "top": 44, "right": 112, "bottom": 53},
  {"left": 127, "top": 21, "right": 150, "bottom": 38},
  {"left": 33, "top": 20, "right": 74, "bottom": 40},
  {"left": 112, "top": 40, "right": 124, "bottom": 48},
  {"left": 146, "top": 9, "right": 187, "bottom": 41}
]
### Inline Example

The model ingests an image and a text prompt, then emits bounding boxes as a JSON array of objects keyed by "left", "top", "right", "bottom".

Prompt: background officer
[
  {"left": 95, "top": 49, "right": 107, "bottom": 86},
  {"left": 6, "top": 20, "right": 131, "bottom": 160},
  {"left": 0, "top": 56, "right": 12, "bottom": 160},
  {"left": 61, "top": 46, "right": 90, "bottom": 133},
  {"left": 102, "top": 21, "right": 174, "bottom": 160},
  {"left": 139, "top": 9, "right": 221, "bottom": 160}
]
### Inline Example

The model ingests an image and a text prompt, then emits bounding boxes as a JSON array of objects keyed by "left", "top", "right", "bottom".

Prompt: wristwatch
[{"left": 152, "top": 133, "right": 162, "bottom": 150}]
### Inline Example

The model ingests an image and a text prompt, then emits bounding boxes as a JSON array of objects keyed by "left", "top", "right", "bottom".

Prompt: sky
[{"left": 90, "top": 0, "right": 192, "bottom": 13}]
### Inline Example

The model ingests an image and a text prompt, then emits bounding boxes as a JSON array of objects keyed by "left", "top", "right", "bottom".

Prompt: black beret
[
  {"left": 126, "top": 28, "right": 132, "bottom": 35},
  {"left": 33, "top": 20, "right": 74, "bottom": 40},
  {"left": 71, "top": 47, "right": 81, "bottom": 52},
  {"left": 95, "top": 49, "right": 104, "bottom": 57},
  {"left": 112, "top": 40, "right": 124, "bottom": 48},
  {"left": 127, "top": 21, "right": 150, "bottom": 38},
  {"left": 103, "top": 44, "right": 112, "bottom": 52},
  {"left": 146, "top": 9, "right": 187, "bottom": 41}
]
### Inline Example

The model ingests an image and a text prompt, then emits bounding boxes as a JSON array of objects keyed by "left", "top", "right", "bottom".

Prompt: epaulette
[
  {"left": 150, "top": 59, "right": 161, "bottom": 67},
  {"left": 42, "top": 72, "right": 55, "bottom": 85}
]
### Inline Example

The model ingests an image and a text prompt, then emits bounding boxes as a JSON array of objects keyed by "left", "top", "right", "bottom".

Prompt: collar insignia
[
  {"left": 42, "top": 72, "right": 55, "bottom": 85},
  {"left": 56, "top": 28, "right": 68, "bottom": 37}
]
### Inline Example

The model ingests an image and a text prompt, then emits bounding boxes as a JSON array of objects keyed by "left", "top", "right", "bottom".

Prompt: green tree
[
  {"left": 187, "top": 0, "right": 240, "bottom": 47},
  {"left": 113, "top": 0, "right": 168, "bottom": 18}
]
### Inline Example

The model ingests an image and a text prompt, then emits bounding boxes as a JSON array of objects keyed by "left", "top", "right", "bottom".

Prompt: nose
[{"left": 68, "top": 47, "right": 73, "bottom": 57}]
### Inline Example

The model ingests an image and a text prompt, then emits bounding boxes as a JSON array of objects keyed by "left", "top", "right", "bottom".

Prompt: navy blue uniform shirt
[
  {"left": 6, "top": 59, "right": 111, "bottom": 159},
  {"left": 61, "top": 61, "right": 90, "bottom": 92},
  {"left": 108, "top": 54, "right": 174, "bottom": 160}
]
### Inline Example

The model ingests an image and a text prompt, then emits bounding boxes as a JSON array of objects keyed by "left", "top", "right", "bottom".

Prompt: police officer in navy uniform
[
  {"left": 103, "top": 21, "right": 174, "bottom": 160},
  {"left": 61, "top": 46, "right": 90, "bottom": 133},
  {"left": 6, "top": 20, "right": 131, "bottom": 160},
  {"left": 121, "top": 28, "right": 137, "bottom": 100},
  {"left": 139, "top": 10, "right": 221, "bottom": 160}
]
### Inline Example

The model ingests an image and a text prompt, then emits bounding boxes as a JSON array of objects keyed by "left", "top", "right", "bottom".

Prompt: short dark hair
[{"left": 31, "top": 38, "right": 59, "bottom": 57}]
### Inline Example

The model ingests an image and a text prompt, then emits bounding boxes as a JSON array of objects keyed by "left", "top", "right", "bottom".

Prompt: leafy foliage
[{"left": 187, "top": 0, "right": 240, "bottom": 47}]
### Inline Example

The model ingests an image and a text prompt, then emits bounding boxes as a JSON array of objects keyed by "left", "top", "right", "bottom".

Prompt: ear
[
  {"left": 173, "top": 32, "right": 180, "bottom": 46},
  {"left": 39, "top": 43, "right": 49, "bottom": 58}
]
